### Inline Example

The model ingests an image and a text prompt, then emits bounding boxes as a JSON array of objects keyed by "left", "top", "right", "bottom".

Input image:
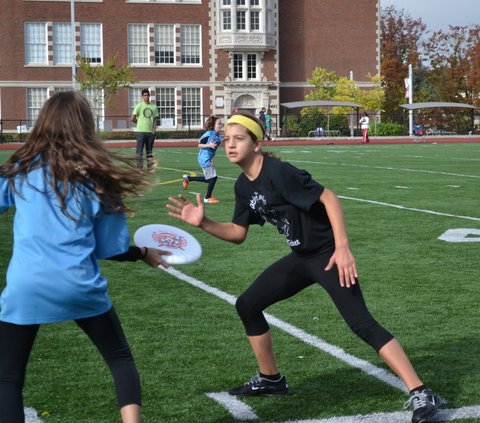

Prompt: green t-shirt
[{"left": 133, "top": 102, "right": 159, "bottom": 133}]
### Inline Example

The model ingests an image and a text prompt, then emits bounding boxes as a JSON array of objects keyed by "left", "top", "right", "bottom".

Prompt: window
[
  {"left": 250, "top": 0, "right": 259, "bottom": 4},
  {"left": 236, "top": 11, "right": 246, "bottom": 30},
  {"left": 222, "top": 10, "right": 231, "bottom": 31},
  {"left": 180, "top": 25, "right": 200, "bottom": 64},
  {"left": 250, "top": 11, "right": 260, "bottom": 31},
  {"left": 233, "top": 53, "right": 258, "bottom": 81},
  {"left": 53, "top": 23, "right": 73, "bottom": 65},
  {"left": 247, "top": 53, "right": 257, "bottom": 79},
  {"left": 182, "top": 88, "right": 201, "bottom": 126},
  {"left": 236, "top": 0, "right": 246, "bottom": 5},
  {"left": 128, "top": 24, "right": 149, "bottom": 64},
  {"left": 155, "top": 25, "right": 175, "bottom": 64},
  {"left": 25, "top": 23, "right": 47, "bottom": 64},
  {"left": 81, "top": 24, "right": 102, "bottom": 64},
  {"left": 222, "top": 0, "right": 231, "bottom": 4},
  {"left": 27, "top": 88, "right": 48, "bottom": 127},
  {"left": 156, "top": 88, "right": 175, "bottom": 122}
]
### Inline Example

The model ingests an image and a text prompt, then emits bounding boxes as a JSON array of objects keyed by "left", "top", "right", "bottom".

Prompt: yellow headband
[{"left": 226, "top": 115, "right": 264, "bottom": 140}]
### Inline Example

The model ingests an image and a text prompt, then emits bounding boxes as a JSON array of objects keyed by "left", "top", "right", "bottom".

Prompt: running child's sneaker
[
  {"left": 404, "top": 388, "right": 444, "bottom": 423},
  {"left": 182, "top": 174, "right": 189, "bottom": 190},
  {"left": 203, "top": 197, "right": 220, "bottom": 204},
  {"left": 228, "top": 374, "right": 288, "bottom": 397}
]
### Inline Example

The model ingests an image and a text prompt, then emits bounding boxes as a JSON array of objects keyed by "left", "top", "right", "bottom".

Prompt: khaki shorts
[{"left": 202, "top": 164, "right": 217, "bottom": 180}]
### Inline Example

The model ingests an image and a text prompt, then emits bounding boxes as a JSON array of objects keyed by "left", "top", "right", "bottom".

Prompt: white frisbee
[{"left": 134, "top": 224, "right": 202, "bottom": 265}]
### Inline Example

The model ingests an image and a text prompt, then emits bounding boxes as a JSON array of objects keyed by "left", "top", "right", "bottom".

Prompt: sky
[{"left": 381, "top": 0, "right": 480, "bottom": 32}]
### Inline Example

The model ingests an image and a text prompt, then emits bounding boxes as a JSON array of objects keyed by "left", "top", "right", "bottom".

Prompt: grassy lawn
[{"left": 1, "top": 142, "right": 479, "bottom": 422}]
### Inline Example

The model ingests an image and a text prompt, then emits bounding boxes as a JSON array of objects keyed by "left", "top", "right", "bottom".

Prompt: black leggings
[
  {"left": 235, "top": 250, "right": 394, "bottom": 352},
  {"left": 188, "top": 175, "right": 217, "bottom": 199},
  {"left": 0, "top": 308, "right": 141, "bottom": 422}
]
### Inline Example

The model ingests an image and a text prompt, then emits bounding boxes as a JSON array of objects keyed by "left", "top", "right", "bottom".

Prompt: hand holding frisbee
[{"left": 134, "top": 224, "right": 202, "bottom": 265}]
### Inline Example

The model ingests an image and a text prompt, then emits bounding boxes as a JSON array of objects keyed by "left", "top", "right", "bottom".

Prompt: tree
[
  {"left": 302, "top": 68, "right": 385, "bottom": 134},
  {"left": 380, "top": 6, "right": 426, "bottom": 118},
  {"left": 423, "top": 25, "right": 480, "bottom": 106},
  {"left": 75, "top": 56, "right": 136, "bottom": 127}
]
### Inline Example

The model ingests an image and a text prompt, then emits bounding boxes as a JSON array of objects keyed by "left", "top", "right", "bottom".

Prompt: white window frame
[
  {"left": 156, "top": 87, "right": 176, "bottom": 124},
  {"left": 233, "top": 53, "right": 259, "bottom": 81},
  {"left": 26, "top": 88, "right": 48, "bottom": 127},
  {"left": 154, "top": 24, "right": 175, "bottom": 65},
  {"left": 222, "top": 10, "right": 232, "bottom": 31},
  {"left": 80, "top": 23, "right": 102, "bottom": 64},
  {"left": 128, "top": 24, "right": 149, "bottom": 65},
  {"left": 25, "top": 23, "right": 47, "bottom": 64},
  {"left": 53, "top": 23, "right": 73, "bottom": 65},
  {"left": 180, "top": 25, "right": 201, "bottom": 65},
  {"left": 182, "top": 88, "right": 202, "bottom": 127}
]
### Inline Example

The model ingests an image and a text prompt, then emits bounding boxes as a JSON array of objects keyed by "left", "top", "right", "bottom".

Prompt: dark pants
[
  {"left": 187, "top": 175, "right": 218, "bottom": 199},
  {"left": 135, "top": 132, "right": 155, "bottom": 169},
  {"left": 0, "top": 308, "right": 141, "bottom": 422},
  {"left": 235, "top": 249, "right": 394, "bottom": 352}
]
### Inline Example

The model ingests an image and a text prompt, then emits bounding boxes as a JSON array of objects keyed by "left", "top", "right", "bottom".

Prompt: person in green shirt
[{"left": 131, "top": 89, "right": 159, "bottom": 171}]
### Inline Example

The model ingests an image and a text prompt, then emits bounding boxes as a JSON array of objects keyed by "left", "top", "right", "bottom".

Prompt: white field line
[
  {"left": 163, "top": 267, "right": 406, "bottom": 393},
  {"left": 206, "top": 392, "right": 258, "bottom": 421},
  {"left": 200, "top": 400, "right": 480, "bottom": 423},
  {"left": 338, "top": 196, "right": 480, "bottom": 222},
  {"left": 267, "top": 405, "right": 480, "bottom": 423},
  {"left": 290, "top": 159, "right": 480, "bottom": 180}
]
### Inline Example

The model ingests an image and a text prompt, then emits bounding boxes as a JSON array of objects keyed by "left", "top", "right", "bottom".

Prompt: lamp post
[{"left": 71, "top": 0, "right": 76, "bottom": 90}]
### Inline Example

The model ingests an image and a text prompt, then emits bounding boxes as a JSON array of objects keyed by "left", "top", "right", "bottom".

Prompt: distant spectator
[
  {"left": 359, "top": 112, "right": 370, "bottom": 144},
  {"left": 258, "top": 107, "right": 266, "bottom": 128}
]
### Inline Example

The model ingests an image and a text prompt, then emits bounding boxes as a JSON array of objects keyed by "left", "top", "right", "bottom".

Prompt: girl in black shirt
[{"left": 166, "top": 111, "right": 442, "bottom": 423}]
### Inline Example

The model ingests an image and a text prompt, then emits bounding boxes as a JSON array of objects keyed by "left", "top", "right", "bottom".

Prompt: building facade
[{"left": 0, "top": 0, "right": 379, "bottom": 132}]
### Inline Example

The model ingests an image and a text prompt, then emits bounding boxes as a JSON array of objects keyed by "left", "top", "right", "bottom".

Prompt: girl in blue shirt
[
  {"left": 0, "top": 91, "right": 169, "bottom": 423},
  {"left": 182, "top": 116, "right": 223, "bottom": 204}
]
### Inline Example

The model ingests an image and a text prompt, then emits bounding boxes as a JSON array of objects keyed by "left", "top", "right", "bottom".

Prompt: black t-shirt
[{"left": 233, "top": 155, "right": 334, "bottom": 254}]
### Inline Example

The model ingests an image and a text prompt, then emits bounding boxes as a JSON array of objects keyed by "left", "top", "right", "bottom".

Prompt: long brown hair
[
  {"left": 204, "top": 115, "right": 220, "bottom": 131},
  {"left": 0, "top": 91, "right": 147, "bottom": 216}
]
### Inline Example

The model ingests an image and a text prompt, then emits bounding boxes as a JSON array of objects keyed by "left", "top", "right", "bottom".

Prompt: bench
[{"left": 308, "top": 130, "right": 341, "bottom": 137}]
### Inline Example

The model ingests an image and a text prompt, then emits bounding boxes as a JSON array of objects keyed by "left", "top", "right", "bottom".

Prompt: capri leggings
[
  {"left": 0, "top": 307, "right": 141, "bottom": 423},
  {"left": 235, "top": 249, "right": 394, "bottom": 352}
]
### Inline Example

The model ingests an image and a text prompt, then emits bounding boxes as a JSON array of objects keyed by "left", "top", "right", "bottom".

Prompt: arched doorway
[{"left": 233, "top": 94, "right": 257, "bottom": 115}]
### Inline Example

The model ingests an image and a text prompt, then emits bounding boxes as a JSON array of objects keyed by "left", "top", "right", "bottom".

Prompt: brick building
[{"left": 0, "top": 0, "right": 379, "bottom": 132}]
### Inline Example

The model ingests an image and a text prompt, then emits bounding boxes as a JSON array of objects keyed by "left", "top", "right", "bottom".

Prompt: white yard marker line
[
  {"left": 163, "top": 267, "right": 406, "bottom": 393},
  {"left": 339, "top": 196, "right": 480, "bottom": 222},
  {"left": 206, "top": 392, "right": 259, "bottom": 420},
  {"left": 266, "top": 405, "right": 480, "bottom": 423},
  {"left": 290, "top": 159, "right": 480, "bottom": 179},
  {"left": 24, "top": 408, "right": 43, "bottom": 423}
]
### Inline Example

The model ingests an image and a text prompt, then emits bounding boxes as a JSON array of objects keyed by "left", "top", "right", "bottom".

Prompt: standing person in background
[
  {"left": 359, "top": 112, "right": 370, "bottom": 143},
  {"left": 258, "top": 107, "right": 266, "bottom": 129},
  {"left": 131, "top": 89, "right": 158, "bottom": 171},
  {"left": 167, "top": 110, "right": 444, "bottom": 423},
  {"left": 182, "top": 116, "right": 223, "bottom": 204},
  {"left": 265, "top": 109, "right": 273, "bottom": 141},
  {"left": 0, "top": 91, "right": 170, "bottom": 423}
]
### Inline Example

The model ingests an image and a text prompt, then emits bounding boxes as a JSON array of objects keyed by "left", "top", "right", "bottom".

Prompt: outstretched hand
[
  {"left": 325, "top": 246, "right": 358, "bottom": 288},
  {"left": 166, "top": 193, "right": 204, "bottom": 227}
]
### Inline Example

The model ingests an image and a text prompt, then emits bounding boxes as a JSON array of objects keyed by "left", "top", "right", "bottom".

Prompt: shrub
[{"left": 371, "top": 121, "right": 403, "bottom": 136}]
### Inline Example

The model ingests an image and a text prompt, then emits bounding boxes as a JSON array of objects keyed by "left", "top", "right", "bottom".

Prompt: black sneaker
[
  {"left": 228, "top": 374, "right": 288, "bottom": 397},
  {"left": 404, "top": 388, "right": 444, "bottom": 423}
]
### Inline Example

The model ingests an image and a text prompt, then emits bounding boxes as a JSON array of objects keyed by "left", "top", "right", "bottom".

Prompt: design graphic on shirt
[
  {"left": 249, "top": 192, "right": 300, "bottom": 247},
  {"left": 143, "top": 108, "right": 153, "bottom": 118},
  {"left": 152, "top": 231, "right": 187, "bottom": 250}
]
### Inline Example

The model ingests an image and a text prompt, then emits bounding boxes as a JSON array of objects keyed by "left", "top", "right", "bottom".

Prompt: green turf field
[{"left": 1, "top": 142, "right": 479, "bottom": 422}]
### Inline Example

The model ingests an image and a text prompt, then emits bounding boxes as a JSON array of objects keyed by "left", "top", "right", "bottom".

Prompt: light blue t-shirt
[
  {"left": 197, "top": 130, "right": 222, "bottom": 168},
  {"left": 0, "top": 166, "right": 130, "bottom": 324}
]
